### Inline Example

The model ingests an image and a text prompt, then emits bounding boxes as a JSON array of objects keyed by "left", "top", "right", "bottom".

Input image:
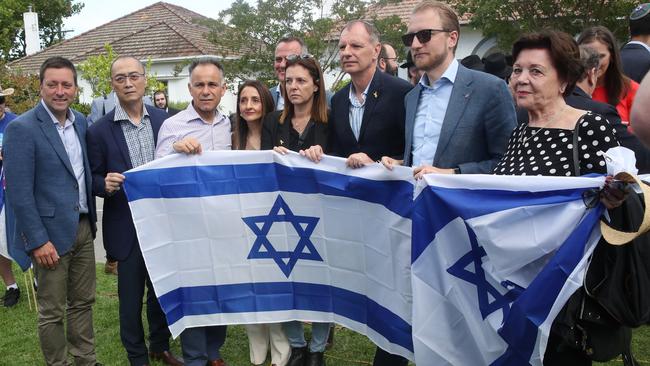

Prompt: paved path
[{"left": 94, "top": 197, "right": 107, "bottom": 263}]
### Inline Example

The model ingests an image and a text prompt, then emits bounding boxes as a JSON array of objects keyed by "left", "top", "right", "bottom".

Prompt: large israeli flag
[
  {"left": 123, "top": 151, "right": 415, "bottom": 359},
  {"left": 411, "top": 174, "right": 606, "bottom": 365}
]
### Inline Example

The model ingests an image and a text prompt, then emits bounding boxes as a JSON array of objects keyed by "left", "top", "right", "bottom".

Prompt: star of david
[
  {"left": 242, "top": 195, "right": 322, "bottom": 277},
  {"left": 447, "top": 223, "right": 518, "bottom": 320}
]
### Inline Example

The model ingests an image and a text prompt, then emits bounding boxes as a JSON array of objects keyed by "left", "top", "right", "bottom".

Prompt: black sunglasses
[
  {"left": 286, "top": 53, "right": 315, "bottom": 62},
  {"left": 401, "top": 29, "right": 451, "bottom": 47}
]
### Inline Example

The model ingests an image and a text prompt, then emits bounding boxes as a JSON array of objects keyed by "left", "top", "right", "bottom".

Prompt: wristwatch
[{"left": 453, "top": 167, "right": 461, "bottom": 174}]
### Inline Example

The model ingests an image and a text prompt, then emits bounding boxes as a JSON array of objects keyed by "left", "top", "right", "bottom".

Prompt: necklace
[{"left": 519, "top": 105, "right": 567, "bottom": 146}]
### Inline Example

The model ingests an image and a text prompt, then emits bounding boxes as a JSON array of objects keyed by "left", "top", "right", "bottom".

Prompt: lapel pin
[{"left": 373, "top": 91, "right": 379, "bottom": 98}]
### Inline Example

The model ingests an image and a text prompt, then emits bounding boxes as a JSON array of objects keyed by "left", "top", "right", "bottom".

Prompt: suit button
[{"left": 74, "top": 205, "right": 79, "bottom": 211}]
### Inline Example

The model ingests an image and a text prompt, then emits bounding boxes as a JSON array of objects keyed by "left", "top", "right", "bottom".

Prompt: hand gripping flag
[
  {"left": 123, "top": 150, "right": 415, "bottom": 359},
  {"left": 411, "top": 173, "right": 606, "bottom": 366}
]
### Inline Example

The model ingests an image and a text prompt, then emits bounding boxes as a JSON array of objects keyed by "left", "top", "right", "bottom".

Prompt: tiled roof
[
  {"left": 364, "top": 0, "right": 471, "bottom": 25},
  {"left": 8, "top": 2, "right": 224, "bottom": 73}
]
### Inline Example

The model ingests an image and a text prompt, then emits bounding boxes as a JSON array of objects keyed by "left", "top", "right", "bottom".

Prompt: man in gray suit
[
  {"left": 3, "top": 56, "right": 98, "bottom": 365},
  {"left": 382, "top": 0, "right": 516, "bottom": 176}
]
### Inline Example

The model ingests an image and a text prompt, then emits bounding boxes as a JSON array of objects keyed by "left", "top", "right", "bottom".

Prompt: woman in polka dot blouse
[{"left": 496, "top": 30, "right": 628, "bottom": 365}]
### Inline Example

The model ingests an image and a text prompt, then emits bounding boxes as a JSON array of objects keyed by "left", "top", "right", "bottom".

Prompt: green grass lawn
[{"left": 1, "top": 264, "right": 648, "bottom": 365}]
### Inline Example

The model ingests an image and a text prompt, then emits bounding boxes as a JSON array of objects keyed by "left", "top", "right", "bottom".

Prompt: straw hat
[{"left": 0, "top": 85, "right": 15, "bottom": 97}]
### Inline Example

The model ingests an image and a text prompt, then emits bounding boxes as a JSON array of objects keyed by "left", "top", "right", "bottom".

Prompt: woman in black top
[
  {"left": 261, "top": 54, "right": 329, "bottom": 153},
  {"left": 260, "top": 53, "right": 331, "bottom": 366}
]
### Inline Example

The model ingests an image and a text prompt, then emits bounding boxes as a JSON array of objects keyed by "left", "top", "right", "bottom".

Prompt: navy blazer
[
  {"left": 86, "top": 105, "right": 167, "bottom": 260},
  {"left": 621, "top": 43, "right": 650, "bottom": 83},
  {"left": 403, "top": 64, "right": 516, "bottom": 173},
  {"left": 517, "top": 87, "right": 650, "bottom": 174},
  {"left": 329, "top": 70, "right": 413, "bottom": 161},
  {"left": 3, "top": 102, "right": 97, "bottom": 256}
]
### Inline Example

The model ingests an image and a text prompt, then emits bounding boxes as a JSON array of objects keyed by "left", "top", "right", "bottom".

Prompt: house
[{"left": 8, "top": 2, "right": 239, "bottom": 113}]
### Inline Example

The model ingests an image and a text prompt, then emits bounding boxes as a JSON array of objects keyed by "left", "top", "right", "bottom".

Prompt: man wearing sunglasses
[
  {"left": 381, "top": 0, "right": 516, "bottom": 179},
  {"left": 87, "top": 56, "right": 183, "bottom": 366}
]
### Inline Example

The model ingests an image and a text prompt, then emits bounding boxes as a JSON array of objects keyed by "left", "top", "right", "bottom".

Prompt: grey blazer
[
  {"left": 403, "top": 64, "right": 516, "bottom": 173},
  {"left": 3, "top": 102, "right": 96, "bottom": 256}
]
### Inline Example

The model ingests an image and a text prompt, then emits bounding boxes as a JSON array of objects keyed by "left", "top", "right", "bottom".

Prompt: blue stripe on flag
[
  {"left": 158, "top": 281, "right": 414, "bottom": 352},
  {"left": 123, "top": 163, "right": 413, "bottom": 218},
  {"left": 490, "top": 206, "right": 603, "bottom": 365},
  {"left": 412, "top": 185, "right": 590, "bottom": 262}
]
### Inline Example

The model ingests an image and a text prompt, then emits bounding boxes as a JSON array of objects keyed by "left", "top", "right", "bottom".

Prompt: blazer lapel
[
  {"left": 337, "top": 83, "right": 355, "bottom": 142},
  {"left": 358, "top": 71, "right": 382, "bottom": 142},
  {"left": 36, "top": 105, "right": 76, "bottom": 178},
  {"left": 404, "top": 85, "right": 422, "bottom": 166},
  {"left": 109, "top": 118, "right": 133, "bottom": 170},
  {"left": 434, "top": 66, "right": 472, "bottom": 164}
]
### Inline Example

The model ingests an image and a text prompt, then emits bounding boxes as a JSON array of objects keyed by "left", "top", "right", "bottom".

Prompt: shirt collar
[
  {"left": 418, "top": 59, "right": 459, "bottom": 90},
  {"left": 628, "top": 40, "right": 650, "bottom": 53},
  {"left": 41, "top": 99, "right": 75, "bottom": 125},
  {"left": 349, "top": 73, "right": 374, "bottom": 105},
  {"left": 187, "top": 102, "right": 226, "bottom": 124},
  {"left": 113, "top": 100, "right": 150, "bottom": 123}
]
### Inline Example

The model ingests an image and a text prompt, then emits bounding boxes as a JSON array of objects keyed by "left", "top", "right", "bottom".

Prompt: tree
[
  {"left": 203, "top": 0, "right": 405, "bottom": 87},
  {"left": 78, "top": 44, "right": 165, "bottom": 99},
  {"left": 454, "top": 0, "right": 638, "bottom": 51},
  {"left": 0, "top": 0, "right": 84, "bottom": 61}
]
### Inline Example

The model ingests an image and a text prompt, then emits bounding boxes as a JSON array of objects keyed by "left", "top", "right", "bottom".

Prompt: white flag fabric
[
  {"left": 412, "top": 174, "right": 606, "bottom": 366},
  {"left": 123, "top": 151, "right": 415, "bottom": 359}
]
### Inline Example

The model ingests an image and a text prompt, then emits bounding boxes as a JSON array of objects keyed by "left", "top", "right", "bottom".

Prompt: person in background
[
  {"left": 578, "top": 26, "right": 640, "bottom": 125},
  {"left": 621, "top": 3, "right": 650, "bottom": 83},
  {"left": 631, "top": 73, "right": 650, "bottom": 147},
  {"left": 377, "top": 43, "right": 399, "bottom": 76},
  {"left": 483, "top": 52, "right": 512, "bottom": 82},
  {"left": 153, "top": 90, "right": 180, "bottom": 116},
  {"left": 0, "top": 86, "right": 20, "bottom": 308},
  {"left": 400, "top": 51, "right": 422, "bottom": 85}
]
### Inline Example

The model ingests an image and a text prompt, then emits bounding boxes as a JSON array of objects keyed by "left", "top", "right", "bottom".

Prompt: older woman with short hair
[{"left": 497, "top": 30, "right": 627, "bottom": 365}]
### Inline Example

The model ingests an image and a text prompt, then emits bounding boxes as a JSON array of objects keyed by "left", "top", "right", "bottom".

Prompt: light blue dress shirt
[
  {"left": 275, "top": 84, "right": 285, "bottom": 111},
  {"left": 411, "top": 59, "right": 459, "bottom": 167},
  {"left": 41, "top": 100, "right": 88, "bottom": 213},
  {"left": 348, "top": 77, "right": 373, "bottom": 141}
]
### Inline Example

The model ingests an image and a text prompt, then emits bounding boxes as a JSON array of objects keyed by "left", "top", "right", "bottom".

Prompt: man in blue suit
[
  {"left": 86, "top": 56, "right": 182, "bottom": 366},
  {"left": 382, "top": 0, "right": 516, "bottom": 177},
  {"left": 3, "top": 56, "right": 99, "bottom": 365},
  {"left": 621, "top": 3, "right": 650, "bottom": 83}
]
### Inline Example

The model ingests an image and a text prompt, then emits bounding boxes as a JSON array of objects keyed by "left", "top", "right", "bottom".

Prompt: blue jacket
[
  {"left": 3, "top": 102, "right": 96, "bottom": 259},
  {"left": 403, "top": 65, "right": 516, "bottom": 173},
  {"left": 86, "top": 105, "right": 167, "bottom": 260}
]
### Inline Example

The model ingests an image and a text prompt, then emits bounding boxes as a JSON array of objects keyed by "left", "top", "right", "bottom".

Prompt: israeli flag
[
  {"left": 123, "top": 151, "right": 415, "bottom": 359},
  {"left": 411, "top": 173, "right": 605, "bottom": 365}
]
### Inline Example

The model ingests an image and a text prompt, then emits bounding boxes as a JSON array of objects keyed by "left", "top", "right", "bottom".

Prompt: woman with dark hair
[
  {"left": 232, "top": 80, "right": 275, "bottom": 151},
  {"left": 578, "top": 26, "right": 640, "bottom": 125},
  {"left": 261, "top": 54, "right": 330, "bottom": 366},
  {"left": 497, "top": 30, "right": 627, "bottom": 365}
]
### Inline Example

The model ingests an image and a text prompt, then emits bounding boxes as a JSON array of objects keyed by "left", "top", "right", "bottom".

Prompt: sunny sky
[{"left": 63, "top": 0, "right": 235, "bottom": 38}]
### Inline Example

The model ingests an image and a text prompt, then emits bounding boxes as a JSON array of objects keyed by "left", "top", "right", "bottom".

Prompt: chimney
[{"left": 24, "top": 6, "right": 41, "bottom": 55}]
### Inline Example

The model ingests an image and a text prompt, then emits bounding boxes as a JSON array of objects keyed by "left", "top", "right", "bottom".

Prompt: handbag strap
[
  {"left": 600, "top": 172, "right": 650, "bottom": 245},
  {"left": 572, "top": 119, "right": 581, "bottom": 177}
]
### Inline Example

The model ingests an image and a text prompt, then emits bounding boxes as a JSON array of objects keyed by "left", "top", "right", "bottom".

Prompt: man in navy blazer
[
  {"left": 621, "top": 3, "right": 650, "bottom": 83},
  {"left": 86, "top": 56, "right": 181, "bottom": 366},
  {"left": 3, "top": 57, "right": 98, "bottom": 365},
  {"left": 382, "top": 1, "right": 515, "bottom": 177}
]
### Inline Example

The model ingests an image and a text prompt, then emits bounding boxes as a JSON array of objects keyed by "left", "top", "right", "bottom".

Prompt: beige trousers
[{"left": 245, "top": 323, "right": 291, "bottom": 366}]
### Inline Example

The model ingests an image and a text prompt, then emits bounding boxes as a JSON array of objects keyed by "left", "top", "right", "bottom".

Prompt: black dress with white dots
[{"left": 494, "top": 112, "right": 619, "bottom": 176}]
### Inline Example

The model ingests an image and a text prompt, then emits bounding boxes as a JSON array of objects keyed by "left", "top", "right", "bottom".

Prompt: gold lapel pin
[{"left": 373, "top": 91, "right": 379, "bottom": 98}]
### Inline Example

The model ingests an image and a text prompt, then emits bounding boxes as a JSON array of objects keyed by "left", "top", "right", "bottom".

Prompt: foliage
[
  {"left": 203, "top": 0, "right": 406, "bottom": 87},
  {"left": 0, "top": 63, "right": 41, "bottom": 114},
  {"left": 78, "top": 44, "right": 165, "bottom": 98},
  {"left": 0, "top": 0, "right": 84, "bottom": 61},
  {"left": 168, "top": 101, "right": 189, "bottom": 111},
  {"left": 454, "top": 0, "right": 638, "bottom": 52}
]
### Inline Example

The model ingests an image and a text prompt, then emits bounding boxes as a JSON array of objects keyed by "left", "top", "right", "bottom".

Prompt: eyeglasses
[
  {"left": 286, "top": 54, "right": 315, "bottom": 62},
  {"left": 401, "top": 29, "right": 451, "bottom": 47},
  {"left": 113, "top": 72, "right": 145, "bottom": 84}
]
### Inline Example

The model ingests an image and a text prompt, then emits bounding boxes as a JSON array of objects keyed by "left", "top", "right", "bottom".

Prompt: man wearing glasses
[
  {"left": 381, "top": 0, "right": 516, "bottom": 177},
  {"left": 377, "top": 43, "right": 399, "bottom": 76},
  {"left": 87, "top": 56, "right": 183, "bottom": 366}
]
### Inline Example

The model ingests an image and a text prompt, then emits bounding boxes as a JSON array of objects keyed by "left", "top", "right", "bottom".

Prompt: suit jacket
[
  {"left": 517, "top": 87, "right": 650, "bottom": 174},
  {"left": 2, "top": 102, "right": 97, "bottom": 256},
  {"left": 86, "top": 105, "right": 166, "bottom": 260},
  {"left": 329, "top": 70, "right": 413, "bottom": 161},
  {"left": 403, "top": 64, "right": 516, "bottom": 172},
  {"left": 621, "top": 43, "right": 650, "bottom": 83},
  {"left": 261, "top": 110, "right": 329, "bottom": 152}
]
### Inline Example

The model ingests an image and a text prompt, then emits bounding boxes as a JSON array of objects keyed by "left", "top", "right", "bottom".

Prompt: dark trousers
[
  {"left": 118, "top": 244, "right": 171, "bottom": 366},
  {"left": 373, "top": 347, "right": 408, "bottom": 366},
  {"left": 180, "top": 325, "right": 227, "bottom": 366}
]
